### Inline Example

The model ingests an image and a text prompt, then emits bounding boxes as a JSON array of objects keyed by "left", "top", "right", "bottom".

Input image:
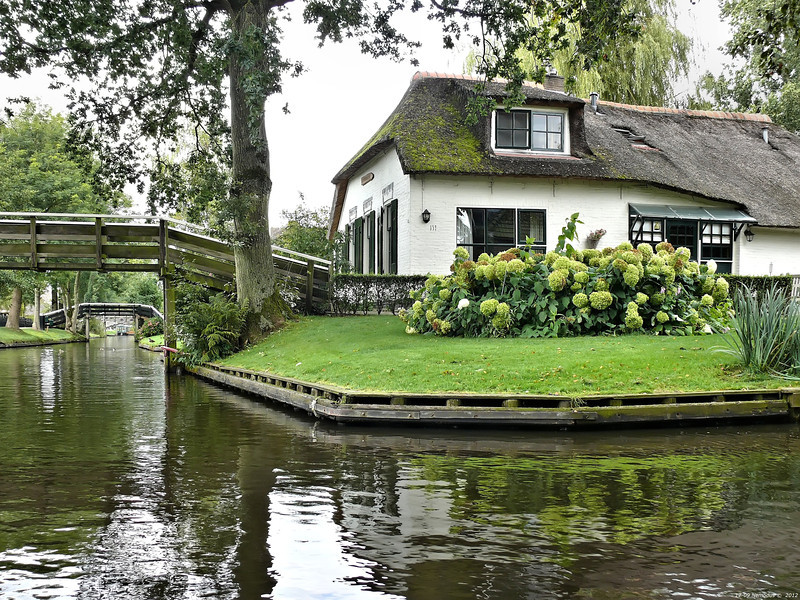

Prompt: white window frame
[{"left": 491, "top": 105, "right": 570, "bottom": 156}]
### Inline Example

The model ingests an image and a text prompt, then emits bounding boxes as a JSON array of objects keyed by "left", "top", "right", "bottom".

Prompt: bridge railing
[{"left": 0, "top": 212, "right": 330, "bottom": 313}]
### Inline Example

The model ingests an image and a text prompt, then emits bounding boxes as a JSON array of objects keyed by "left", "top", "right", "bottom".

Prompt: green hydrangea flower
[
  {"left": 613, "top": 258, "right": 628, "bottom": 271},
  {"left": 494, "top": 261, "right": 507, "bottom": 279},
  {"left": 553, "top": 257, "right": 572, "bottom": 271},
  {"left": 506, "top": 258, "right": 526, "bottom": 274},
  {"left": 656, "top": 311, "right": 669, "bottom": 323},
  {"left": 425, "top": 275, "right": 440, "bottom": 291},
  {"left": 583, "top": 249, "right": 601, "bottom": 262},
  {"left": 712, "top": 277, "right": 729, "bottom": 302},
  {"left": 650, "top": 292, "right": 664, "bottom": 306},
  {"left": 594, "top": 278, "right": 609, "bottom": 292},
  {"left": 570, "top": 282, "right": 582, "bottom": 292},
  {"left": 621, "top": 250, "right": 641, "bottom": 264},
  {"left": 439, "top": 320, "right": 453, "bottom": 335},
  {"left": 702, "top": 276, "right": 715, "bottom": 293},
  {"left": 573, "top": 293, "right": 589, "bottom": 308},
  {"left": 439, "top": 288, "right": 452, "bottom": 302},
  {"left": 623, "top": 264, "right": 640, "bottom": 287},
  {"left": 545, "top": 251, "right": 560, "bottom": 266},
  {"left": 618, "top": 241, "right": 633, "bottom": 251},
  {"left": 637, "top": 243, "right": 654, "bottom": 262},
  {"left": 548, "top": 269, "right": 569, "bottom": 291},
  {"left": 492, "top": 314, "right": 510, "bottom": 330},
  {"left": 599, "top": 257, "right": 613, "bottom": 269},
  {"left": 405, "top": 326, "right": 416, "bottom": 334},
  {"left": 655, "top": 241, "right": 674, "bottom": 254},
  {"left": 480, "top": 298, "right": 499, "bottom": 316},
  {"left": 661, "top": 265, "right": 676, "bottom": 286},
  {"left": 589, "top": 257, "right": 602, "bottom": 267},
  {"left": 589, "top": 290, "right": 613, "bottom": 310},
  {"left": 701, "top": 294, "right": 714, "bottom": 306},
  {"left": 675, "top": 247, "right": 691, "bottom": 261},
  {"left": 574, "top": 271, "right": 590, "bottom": 284},
  {"left": 496, "top": 302, "right": 510, "bottom": 318},
  {"left": 412, "top": 301, "right": 424, "bottom": 317},
  {"left": 426, "top": 309, "right": 436, "bottom": 323},
  {"left": 477, "top": 253, "right": 490, "bottom": 263},
  {"left": 625, "top": 312, "right": 644, "bottom": 329},
  {"left": 635, "top": 292, "right": 649, "bottom": 305},
  {"left": 453, "top": 247, "right": 469, "bottom": 260}
]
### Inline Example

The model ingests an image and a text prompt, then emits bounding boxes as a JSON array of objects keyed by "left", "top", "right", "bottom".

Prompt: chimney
[
  {"left": 589, "top": 91, "right": 599, "bottom": 112},
  {"left": 544, "top": 73, "right": 565, "bottom": 93}
]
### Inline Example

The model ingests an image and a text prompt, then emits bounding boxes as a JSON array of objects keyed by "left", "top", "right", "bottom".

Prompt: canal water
[{"left": 1, "top": 336, "right": 800, "bottom": 600}]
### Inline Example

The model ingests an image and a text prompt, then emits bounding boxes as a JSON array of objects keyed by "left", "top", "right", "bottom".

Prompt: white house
[{"left": 328, "top": 72, "right": 800, "bottom": 276}]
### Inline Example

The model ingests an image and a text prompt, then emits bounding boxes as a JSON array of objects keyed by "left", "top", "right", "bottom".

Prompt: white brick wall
[{"left": 337, "top": 154, "right": 800, "bottom": 276}]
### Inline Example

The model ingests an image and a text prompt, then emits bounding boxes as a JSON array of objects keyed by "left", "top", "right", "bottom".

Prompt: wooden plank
[
  {"left": 103, "top": 223, "right": 160, "bottom": 238},
  {"left": 35, "top": 223, "right": 96, "bottom": 236},
  {"left": 0, "top": 223, "right": 31, "bottom": 236},
  {"left": 179, "top": 270, "right": 230, "bottom": 290},
  {"left": 95, "top": 217, "right": 103, "bottom": 270},
  {"left": 169, "top": 249, "right": 236, "bottom": 277},
  {"left": 30, "top": 218, "right": 37, "bottom": 269},
  {"left": 0, "top": 243, "right": 34, "bottom": 255},
  {"left": 168, "top": 237, "right": 234, "bottom": 263},
  {"left": 305, "top": 259, "right": 314, "bottom": 313},
  {"left": 36, "top": 244, "right": 96, "bottom": 257},
  {"left": 168, "top": 228, "right": 231, "bottom": 257},
  {"left": 31, "top": 261, "right": 159, "bottom": 272},
  {"left": 103, "top": 244, "right": 160, "bottom": 260}
]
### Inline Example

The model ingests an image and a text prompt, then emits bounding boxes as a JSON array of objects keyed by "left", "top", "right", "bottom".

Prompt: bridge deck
[{"left": 0, "top": 213, "right": 330, "bottom": 313}]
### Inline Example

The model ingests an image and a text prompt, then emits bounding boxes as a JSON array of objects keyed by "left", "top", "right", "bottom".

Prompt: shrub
[
  {"left": 715, "top": 283, "right": 800, "bottom": 379},
  {"left": 329, "top": 274, "right": 427, "bottom": 316},
  {"left": 400, "top": 239, "right": 729, "bottom": 338},
  {"left": 175, "top": 281, "right": 248, "bottom": 365},
  {"left": 138, "top": 316, "right": 163, "bottom": 338}
]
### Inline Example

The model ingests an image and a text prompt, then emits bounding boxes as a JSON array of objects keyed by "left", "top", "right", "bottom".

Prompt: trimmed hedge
[
  {"left": 722, "top": 274, "right": 793, "bottom": 297},
  {"left": 330, "top": 274, "right": 427, "bottom": 316}
]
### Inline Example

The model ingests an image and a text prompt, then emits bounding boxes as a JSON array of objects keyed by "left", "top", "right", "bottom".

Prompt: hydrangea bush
[{"left": 399, "top": 241, "right": 730, "bottom": 338}]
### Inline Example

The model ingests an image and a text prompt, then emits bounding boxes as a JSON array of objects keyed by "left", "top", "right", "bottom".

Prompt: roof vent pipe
[
  {"left": 762, "top": 126, "right": 770, "bottom": 144},
  {"left": 589, "top": 92, "right": 599, "bottom": 112}
]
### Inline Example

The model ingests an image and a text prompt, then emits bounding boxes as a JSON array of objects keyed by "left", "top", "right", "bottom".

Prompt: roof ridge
[
  {"left": 412, "top": 70, "right": 546, "bottom": 90},
  {"left": 595, "top": 99, "right": 772, "bottom": 123}
]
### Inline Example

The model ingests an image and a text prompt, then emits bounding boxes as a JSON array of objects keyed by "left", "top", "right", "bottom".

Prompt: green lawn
[
  {"left": 138, "top": 334, "right": 164, "bottom": 349},
  {"left": 218, "top": 315, "right": 785, "bottom": 396},
  {"left": 0, "top": 327, "right": 84, "bottom": 346}
]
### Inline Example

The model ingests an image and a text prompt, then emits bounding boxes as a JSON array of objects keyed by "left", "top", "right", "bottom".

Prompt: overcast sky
[{"left": 0, "top": 0, "right": 729, "bottom": 225}]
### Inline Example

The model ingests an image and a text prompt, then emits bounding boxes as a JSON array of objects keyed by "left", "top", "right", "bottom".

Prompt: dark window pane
[
  {"left": 518, "top": 210, "right": 545, "bottom": 245},
  {"left": 513, "top": 112, "right": 529, "bottom": 129},
  {"left": 456, "top": 208, "right": 485, "bottom": 244},
  {"left": 486, "top": 209, "right": 515, "bottom": 245},
  {"left": 496, "top": 130, "right": 512, "bottom": 148},
  {"left": 513, "top": 131, "right": 529, "bottom": 147},
  {"left": 496, "top": 112, "right": 513, "bottom": 128}
]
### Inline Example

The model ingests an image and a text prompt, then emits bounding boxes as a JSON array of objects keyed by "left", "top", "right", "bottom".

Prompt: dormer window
[{"left": 493, "top": 107, "right": 569, "bottom": 155}]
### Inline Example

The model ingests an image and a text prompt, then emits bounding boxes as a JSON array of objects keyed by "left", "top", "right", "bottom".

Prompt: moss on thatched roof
[{"left": 332, "top": 72, "right": 800, "bottom": 230}]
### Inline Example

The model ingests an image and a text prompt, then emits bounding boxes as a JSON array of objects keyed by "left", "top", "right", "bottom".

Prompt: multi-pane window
[
  {"left": 630, "top": 217, "right": 664, "bottom": 244},
  {"left": 495, "top": 109, "right": 565, "bottom": 153},
  {"left": 456, "top": 208, "right": 546, "bottom": 260},
  {"left": 701, "top": 222, "right": 733, "bottom": 273}
]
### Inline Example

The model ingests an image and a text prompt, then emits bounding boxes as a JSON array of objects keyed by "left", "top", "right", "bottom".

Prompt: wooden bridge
[
  {"left": 0, "top": 212, "right": 331, "bottom": 367},
  {"left": 40, "top": 302, "right": 164, "bottom": 329},
  {"left": 0, "top": 212, "right": 330, "bottom": 310}
]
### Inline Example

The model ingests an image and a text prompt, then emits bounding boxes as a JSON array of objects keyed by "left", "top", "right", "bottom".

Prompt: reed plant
[{"left": 716, "top": 283, "right": 800, "bottom": 379}]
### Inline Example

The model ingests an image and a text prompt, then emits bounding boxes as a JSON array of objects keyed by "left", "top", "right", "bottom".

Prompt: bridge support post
[
  {"left": 85, "top": 316, "right": 90, "bottom": 339},
  {"left": 162, "top": 273, "right": 178, "bottom": 373}
]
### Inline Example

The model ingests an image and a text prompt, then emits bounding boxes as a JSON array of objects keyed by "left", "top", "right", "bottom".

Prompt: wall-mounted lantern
[
  {"left": 421, "top": 209, "right": 431, "bottom": 223},
  {"left": 744, "top": 226, "right": 755, "bottom": 242}
]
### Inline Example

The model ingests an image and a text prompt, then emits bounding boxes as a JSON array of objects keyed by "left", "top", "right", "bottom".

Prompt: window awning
[{"left": 629, "top": 203, "right": 757, "bottom": 223}]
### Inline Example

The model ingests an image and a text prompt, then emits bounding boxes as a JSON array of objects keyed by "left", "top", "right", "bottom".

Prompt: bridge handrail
[
  {"left": 0, "top": 211, "right": 208, "bottom": 234},
  {"left": 272, "top": 245, "right": 332, "bottom": 267}
]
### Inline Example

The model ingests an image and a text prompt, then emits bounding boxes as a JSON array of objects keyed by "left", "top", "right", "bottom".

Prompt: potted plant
[{"left": 585, "top": 228, "right": 606, "bottom": 249}]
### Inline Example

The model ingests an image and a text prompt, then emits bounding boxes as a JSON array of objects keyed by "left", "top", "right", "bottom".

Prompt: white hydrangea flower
[
  {"left": 706, "top": 260, "right": 717, "bottom": 274},
  {"left": 457, "top": 298, "right": 470, "bottom": 310}
]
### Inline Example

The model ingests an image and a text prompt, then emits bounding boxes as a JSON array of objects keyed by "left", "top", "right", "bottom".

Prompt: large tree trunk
[
  {"left": 6, "top": 287, "right": 22, "bottom": 330},
  {"left": 228, "top": 2, "right": 286, "bottom": 345}
]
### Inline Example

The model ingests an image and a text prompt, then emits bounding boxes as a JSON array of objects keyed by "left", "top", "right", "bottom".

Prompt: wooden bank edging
[
  {"left": 188, "top": 363, "right": 800, "bottom": 428},
  {"left": 0, "top": 337, "right": 87, "bottom": 349}
]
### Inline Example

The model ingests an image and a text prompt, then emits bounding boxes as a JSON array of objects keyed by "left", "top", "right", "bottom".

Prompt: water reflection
[{"left": 1, "top": 337, "right": 800, "bottom": 599}]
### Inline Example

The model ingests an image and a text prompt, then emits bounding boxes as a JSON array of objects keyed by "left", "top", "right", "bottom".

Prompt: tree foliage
[
  {"left": 691, "top": 0, "right": 800, "bottom": 132},
  {"left": 515, "top": 0, "right": 692, "bottom": 106},
  {"left": 0, "top": 0, "right": 639, "bottom": 340},
  {"left": 273, "top": 198, "right": 335, "bottom": 260}
]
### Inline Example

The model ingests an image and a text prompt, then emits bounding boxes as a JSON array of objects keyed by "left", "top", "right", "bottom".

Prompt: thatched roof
[{"left": 330, "top": 72, "right": 800, "bottom": 232}]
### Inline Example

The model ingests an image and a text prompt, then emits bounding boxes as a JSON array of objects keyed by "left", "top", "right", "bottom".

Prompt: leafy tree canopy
[
  {"left": 691, "top": 0, "right": 800, "bottom": 132},
  {"left": 0, "top": 0, "right": 640, "bottom": 340},
  {"left": 514, "top": 0, "right": 692, "bottom": 106},
  {"left": 273, "top": 197, "right": 335, "bottom": 260}
]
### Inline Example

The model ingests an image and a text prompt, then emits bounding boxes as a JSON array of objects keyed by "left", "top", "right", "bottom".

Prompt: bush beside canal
[{"left": 217, "top": 316, "right": 785, "bottom": 396}]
